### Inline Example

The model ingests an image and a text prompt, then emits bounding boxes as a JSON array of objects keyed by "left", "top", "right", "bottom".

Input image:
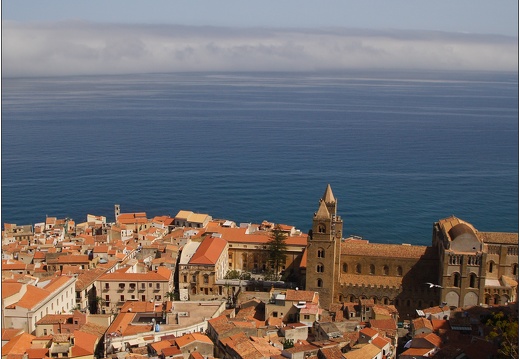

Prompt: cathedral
[{"left": 305, "top": 185, "right": 518, "bottom": 317}]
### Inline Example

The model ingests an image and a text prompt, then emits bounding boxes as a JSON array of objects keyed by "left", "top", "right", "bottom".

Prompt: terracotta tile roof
[
  {"left": 400, "top": 347, "right": 431, "bottom": 356},
  {"left": 359, "top": 327, "right": 378, "bottom": 338},
  {"left": 431, "top": 319, "right": 450, "bottom": 332},
  {"left": 190, "top": 352, "right": 204, "bottom": 359},
  {"left": 75, "top": 267, "right": 109, "bottom": 291},
  {"left": 371, "top": 335, "right": 391, "bottom": 349},
  {"left": 285, "top": 289, "right": 316, "bottom": 302},
  {"left": 340, "top": 273, "right": 403, "bottom": 288},
  {"left": 71, "top": 330, "right": 98, "bottom": 357},
  {"left": 36, "top": 314, "right": 70, "bottom": 325},
  {"left": 415, "top": 332, "right": 442, "bottom": 347},
  {"left": 413, "top": 317, "right": 433, "bottom": 331},
  {"left": 369, "top": 319, "right": 397, "bottom": 331},
  {"left": 189, "top": 236, "right": 227, "bottom": 265},
  {"left": 2, "top": 282, "right": 24, "bottom": 299},
  {"left": 175, "top": 333, "right": 213, "bottom": 348},
  {"left": 98, "top": 267, "right": 171, "bottom": 281},
  {"left": 151, "top": 340, "right": 173, "bottom": 352},
  {"left": 341, "top": 239, "right": 430, "bottom": 259},
  {"left": 16, "top": 285, "right": 51, "bottom": 310},
  {"left": 2, "top": 328, "right": 24, "bottom": 341},
  {"left": 26, "top": 347, "right": 49, "bottom": 359},
  {"left": 43, "top": 275, "right": 74, "bottom": 292},
  {"left": 2, "top": 333, "right": 36, "bottom": 357},
  {"left": 205, "top": 223, "right": 307, "bottom": 247},
  {"left": 78, "top": 322, "right": 107, "bottom": 338},
  {"left": 478, "top": 231, "right": 518, "bottom": 244},
  {"left": 318, "top": 347, "right": 344, "bottom": 359}
]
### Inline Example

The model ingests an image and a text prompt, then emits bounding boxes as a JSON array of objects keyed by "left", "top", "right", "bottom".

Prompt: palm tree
[{"left": 165, "top": 291, "right": 176, "bottom": 301}]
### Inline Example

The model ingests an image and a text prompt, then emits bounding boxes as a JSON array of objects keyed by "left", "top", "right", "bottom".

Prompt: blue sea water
[{"left": 2, "top": 70, "right": 518, "bottom": 245}]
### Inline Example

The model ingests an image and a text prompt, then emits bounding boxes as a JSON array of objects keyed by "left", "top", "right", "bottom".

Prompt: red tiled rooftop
[{"left": 189, "top": 236, "right": 227, "bottom": 265}]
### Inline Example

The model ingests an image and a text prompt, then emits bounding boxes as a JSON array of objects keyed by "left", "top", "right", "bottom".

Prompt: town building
[
  {"left": 2, "top": 275, "right": 77, "bottom": 334},
  {"left": 95, "top": 265, "right": 173, "bottom": 314},
  {"left": 178, "top": 236, "right": 229, "bottom": 300}
]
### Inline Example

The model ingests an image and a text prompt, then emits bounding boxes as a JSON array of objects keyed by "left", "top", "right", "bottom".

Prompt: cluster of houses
[{"left": 1, "top": 207, "right": 516, "bottom": 358}]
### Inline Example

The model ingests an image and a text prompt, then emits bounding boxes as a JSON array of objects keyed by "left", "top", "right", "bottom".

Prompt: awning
[
  {"left": 127, "top": 338, "right": 145, "bottom": 346},
  {"left": 111, "top": 341, "right": 123, "bottom": 350}
]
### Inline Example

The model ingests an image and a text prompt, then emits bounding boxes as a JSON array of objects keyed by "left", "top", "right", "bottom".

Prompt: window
[
  {"left": 203, "top": 275, "right": 209, "bottom": 284},
  {"left": 513, "top": 264, "right": 518, "bottom": 276},
  {"left": 120, "top": 295, "right": 124, "bottom": 301},
  {"left": 105, "top": 283, "right": 110, "bottom": 290},
  {"left": 304, "top": 315, "right": 310, "bottom": 320},
  {"left": 317, "top": 248, "right": 325, "bottom": 258},
  {"left": 183, "top": 275, "right": 187, "bottom": 282},
  {"left": 383, "top": 265, "right": 389, "bottom": 275},
  {"left": 397, "top": 266, "right": 403, "bottom": 276},
  {"left": 453, "top": 272, "right": 461, "bottom": 287},
  {"left": 44, "top": 329, "right": 47, "bottom": 335},
  {"left": 342, "top": 263, "right": 348, "bottom": 273},
  {"left": 316, "top": 263, "right": 324, "bottom": 273},
  {"left": 369, "top": 264, "right": 375, "bottom": 275},
  {"left": 156, "top": 283, "right": 160, "bottom": 290},
  {"left": 356, "top": 264, "right": 361, "bottom": 274},
  {"left": 141, "top": 283, "right": 146, "bottom": 289},
  {"left": 488, "top": 261, "right": 494, "bottom": 273},
  {"left": 318, "top": 224, "right": 326, "bottom": 233},
  {"left": 317, "top": 278, "right": 323, "bottom": 288},
  {"left": 273, "top": 312, "right": 278, "bottom": 318},
  {"left": 469, "top": 273, "right": 477, "bottom": 288}
]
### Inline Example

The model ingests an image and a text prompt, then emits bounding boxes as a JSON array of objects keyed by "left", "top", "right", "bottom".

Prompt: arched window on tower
[
  {"left": 397, "top": 266, "right": 403, "bottom": 276},
  {"left": 317, "top": 248, "right": 325, "bottom": 258},
  {"left": 356, "top": 264, "right": 362, "bottom": 274},
  {"left": 469, "top": 273, "right": 477, "bottom": 288},
  {"left": 383, "top": 265, "right": 389, "bottom": 275},
  {"left": 453, "top": 272, "right": 461, "bottom": 287},
  {"left": 318, "top": 224, "right": 326, "bottom": 233},
  {"left": 369, "top": 264, "right": 375, "bottom": 275},
  {"left": 317, "top": 278, "right": 323, "bottom": 288},
  {"left": 342, "top": 263, "right": 348, "bottom": 273},
  {"left": 512, "top": 263, "right": 518, "bottom": 276},
  {"left": 488, "top": 261, "right": 495, "bottom": 273},
  {"left": 316, "top": 263, "right": 324, "bottom": 273}
]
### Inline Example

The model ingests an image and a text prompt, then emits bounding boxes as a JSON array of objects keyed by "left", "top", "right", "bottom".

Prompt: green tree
[
  {"left": 93, "top": 296, "right": 106, "bottom": 314},
  {"left": 224, "top": 269, "right": 241, "bottom": 279},
  {"left": 485, "top": 311, "right": 518, "bottom": 359},
  {"left": 165, "top": 291, "right": 176, "bottom": 301},
  {"left": 267, "top": 225, "right": 287, "bottom": 277}
]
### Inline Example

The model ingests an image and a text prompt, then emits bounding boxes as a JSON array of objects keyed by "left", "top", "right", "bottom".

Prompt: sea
[{"left": 2, "top": 70, "right": 518, "bottom": 246}]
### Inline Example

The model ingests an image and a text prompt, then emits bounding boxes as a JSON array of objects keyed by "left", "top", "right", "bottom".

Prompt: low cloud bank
[{"left": 2, "top": 21, "right": 518, "bottom": 77}]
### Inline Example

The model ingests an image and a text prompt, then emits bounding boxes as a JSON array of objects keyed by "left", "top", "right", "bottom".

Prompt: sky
[{"left": 2, "top": 1, "right": 518, "bottom": 76}]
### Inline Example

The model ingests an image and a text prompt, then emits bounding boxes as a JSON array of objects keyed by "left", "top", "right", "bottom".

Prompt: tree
[
  {"left": 224, "top": 269, "right": 241, "bottom": 279},
  {"left": 93, "top": 296, "right": 106, "bottom": 314},
  {"left": 485, "top": 311, "right": 518, "bottom": 359},
  {"left": 165, "top": 291, "right": 176, "bottom": 301},
  {"left": 267, "top": 225, "right": 287, "bottom": 277}
]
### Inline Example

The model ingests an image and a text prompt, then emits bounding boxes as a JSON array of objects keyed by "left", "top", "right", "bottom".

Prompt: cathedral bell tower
[{"left": 305, "top": 184, "right": 343, "bottom": 309}]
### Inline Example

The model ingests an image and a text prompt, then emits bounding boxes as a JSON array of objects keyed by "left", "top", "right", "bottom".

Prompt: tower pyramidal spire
[
  {"left": 322, "top": 184, "right": 336, "bottom": 204},
  {"left": 321, "top": 184, "right": 337, "bottom": 216}
]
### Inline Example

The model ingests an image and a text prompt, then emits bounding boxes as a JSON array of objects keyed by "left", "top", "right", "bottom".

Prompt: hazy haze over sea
[{"left": 2, "top": 70, "right": 518, "bottom": 245}]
